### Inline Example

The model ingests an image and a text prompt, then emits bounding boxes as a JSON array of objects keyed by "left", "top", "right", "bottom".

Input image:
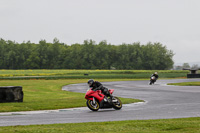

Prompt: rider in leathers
[
  {"left": 87, "top": 79, "right": 113, "bottom": 99},
  {"left": 151, "top": 72, "right": 159, "bottom": 80}
]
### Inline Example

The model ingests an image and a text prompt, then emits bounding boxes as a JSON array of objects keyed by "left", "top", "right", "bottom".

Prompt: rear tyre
[
  {"left": 111, "top": 97, "right": 122, "bottom": 110},
  {"left": 86, "top": 99, "right": 100, "bottom": 111}
]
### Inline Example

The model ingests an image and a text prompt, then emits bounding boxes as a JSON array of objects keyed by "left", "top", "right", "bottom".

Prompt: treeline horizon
[{"left": 0, "top": 38, "right": 174, "bottom": 70}]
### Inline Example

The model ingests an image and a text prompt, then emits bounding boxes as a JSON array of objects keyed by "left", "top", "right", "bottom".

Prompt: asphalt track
[{"left": 0, "top": 79, "right": 200, "bottom": 126}]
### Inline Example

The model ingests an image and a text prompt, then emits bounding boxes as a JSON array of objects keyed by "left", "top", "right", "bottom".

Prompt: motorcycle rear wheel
[
  {"left": 86, "top": 99, "right": 100, "bottom": 111},
  {"left": 111, "top": 97, "right": 122, "bottom": 110}
]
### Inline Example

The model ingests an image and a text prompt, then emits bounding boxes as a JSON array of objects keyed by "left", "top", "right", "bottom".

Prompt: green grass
[
  {"left": 0, "top": 69, "right": 189, "bottom": 76},
  {"left": 0, "top": 117, "right": 200, "bottom": 133},
  {"left": 0, "top": 79, "right": 143, "bottom": 112},
  {"left": 168, "top": 82, "right": 200, "bottom": 86},
  {"left": 0, "top": 69, "right": 190, "bottom": 79}
]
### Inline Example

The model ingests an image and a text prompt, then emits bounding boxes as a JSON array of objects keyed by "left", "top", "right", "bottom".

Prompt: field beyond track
[{"left": 0, "top": 69, "right": 189, "bottom": 80}]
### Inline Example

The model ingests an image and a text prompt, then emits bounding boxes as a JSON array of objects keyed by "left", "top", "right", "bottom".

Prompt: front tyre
[
  {"left": 86, "top": 99, "right": 100, "bottom": 111},
  {"left": 111, "top": 97, "right": 122, "bottom": 110}
]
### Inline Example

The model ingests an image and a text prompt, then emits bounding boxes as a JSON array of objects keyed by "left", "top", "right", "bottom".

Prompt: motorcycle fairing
[{"left": 85, "top": 89, "right": 104, "bottom": 102}]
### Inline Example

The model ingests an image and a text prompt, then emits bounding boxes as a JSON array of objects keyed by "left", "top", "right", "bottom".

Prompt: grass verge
[
  {"left": 168, "top": 82, "right": 200, "bottom": 86},
  {"left": 0, "top": 79, "right": 143, "bottom": 112},
  {"left": 0, "top": 117, "right": 200, "bottom": 132}
]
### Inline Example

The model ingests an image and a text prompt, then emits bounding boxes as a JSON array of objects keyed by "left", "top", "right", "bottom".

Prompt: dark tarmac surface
[{"left": 0, "top": 79, "right": 200, "bottom": 126}]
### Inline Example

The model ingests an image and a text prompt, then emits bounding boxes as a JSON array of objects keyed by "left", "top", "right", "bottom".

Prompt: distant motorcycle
[
  {"left": 85, "top": 88, "right": 122, "bottom": 111},
  {"left": 149, "top": 76, "right": 156, "bottom": 85}
]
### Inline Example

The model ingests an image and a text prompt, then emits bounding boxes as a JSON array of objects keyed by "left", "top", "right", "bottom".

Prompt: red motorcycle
[{"left": 85, "top": 88, "right": 122, "bottom": 111}]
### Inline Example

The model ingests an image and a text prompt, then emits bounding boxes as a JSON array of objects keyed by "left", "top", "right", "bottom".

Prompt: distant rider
[
  {"left": 151, "top": 72, "right": 159, "bottom": 81},
  {"left": 87, "top": 79, "right": 113, "bottom": 99}
]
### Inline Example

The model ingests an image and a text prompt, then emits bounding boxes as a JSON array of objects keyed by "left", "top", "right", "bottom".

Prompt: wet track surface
[{"left": 0, "top": 79, "right": 200, "bottom": 126}]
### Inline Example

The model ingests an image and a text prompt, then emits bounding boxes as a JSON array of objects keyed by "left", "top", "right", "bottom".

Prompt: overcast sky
[{"left": 0, "top": 0, "right": 200, "bottom": 65}]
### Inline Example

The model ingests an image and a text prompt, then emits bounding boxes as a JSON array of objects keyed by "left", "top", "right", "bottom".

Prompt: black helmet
[{"left": 88, "top": 79, "right": 94, "bottom": 87}]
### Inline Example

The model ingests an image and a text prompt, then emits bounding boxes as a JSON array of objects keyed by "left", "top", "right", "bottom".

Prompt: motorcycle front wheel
[
  {"left": 86, "top": 99, "right": 100, "bottom": 111},
  {"left": 111, "top": 97, "right": 122, "bottom": 110}
]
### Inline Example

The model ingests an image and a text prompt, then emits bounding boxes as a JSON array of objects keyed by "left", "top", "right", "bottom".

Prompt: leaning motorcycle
[
  {"left": 149, "top": 76, "right": 156, "bottom": 85},
  {"left": 85, "top": 88, "right": 122, "bottom": 111}
]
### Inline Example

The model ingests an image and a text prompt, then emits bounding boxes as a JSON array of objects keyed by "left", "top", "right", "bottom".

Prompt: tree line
[
  {"left": 0, "top": 38, "right": 174, "bottom": 70},
  {"left": 174, "top": 63, "right": 199, "bottom": 70}
]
